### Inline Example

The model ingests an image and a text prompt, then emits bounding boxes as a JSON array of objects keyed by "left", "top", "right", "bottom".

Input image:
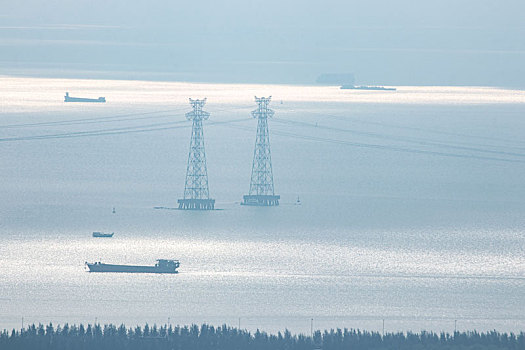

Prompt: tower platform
[
  {"left": 178, "top": 198, "right": 215, "bottom": 210},
  {"left": 242, "top": 195, "right": 280, "bottom": 206}
]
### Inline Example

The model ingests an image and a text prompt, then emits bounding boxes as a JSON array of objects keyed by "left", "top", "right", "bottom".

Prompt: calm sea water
[{"left": 1, "top": 77, "right": 525, "bottom": 334}]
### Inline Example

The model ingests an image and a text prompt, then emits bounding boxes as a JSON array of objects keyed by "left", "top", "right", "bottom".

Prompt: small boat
[
  {"left": 64, "top": 92, "right": 106, "bottom": 103},
  {"left": 295, "top": 196, "right": 301, "bottom": 205},
  {"left": 92, "top": 232, "right": 114, "bottom": 238},
  {"left": 85, "top": 259, "right": 180, "bottom": 274}
]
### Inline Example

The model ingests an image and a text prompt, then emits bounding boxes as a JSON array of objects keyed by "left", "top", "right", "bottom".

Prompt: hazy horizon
[{"left": 2, "top": 1, "right": 525, "bottom": 86}]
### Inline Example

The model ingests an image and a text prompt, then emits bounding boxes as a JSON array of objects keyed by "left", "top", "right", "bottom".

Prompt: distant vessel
[
  {"left": 296, "top": 196, "right": 301, "bottom": 205},
  {"left": 64, "top": 92, "right": 106, "bottom": 103},
  {"left": 340, "top": 85, "right": 396, "bottom": 91},
  {"left": 86, "top": 259, "right": 180, "bottom": 273},
  {"left": 92, "top": 232, "right": 114, "bottom": 238}
]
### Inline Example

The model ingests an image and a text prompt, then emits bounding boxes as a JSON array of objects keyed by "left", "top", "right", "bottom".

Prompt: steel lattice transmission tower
[
  {"left": 242, "top": 96, "right": 280, "bottom": 206},
  {"left": 178, "top": 98, "right": 215, "bottom": 210}
]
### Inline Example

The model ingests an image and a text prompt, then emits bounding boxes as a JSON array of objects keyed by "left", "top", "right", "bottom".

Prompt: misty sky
[{"left": 1, "top": 0, "right": 525, "bottom": 86}]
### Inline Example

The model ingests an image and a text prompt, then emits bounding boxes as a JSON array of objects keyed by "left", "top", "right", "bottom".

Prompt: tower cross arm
[
  {"left": 254, "top": 96, "right": 272, "bottom": 102},
  {"left": 186, "top": 98, "right": 210, "bottom": 121},
  {"left": 185, "top": 110, "right": 210, "bottom": 121},
  {"left": 251, "top": 96, "right": 274, "bottom": 119}
]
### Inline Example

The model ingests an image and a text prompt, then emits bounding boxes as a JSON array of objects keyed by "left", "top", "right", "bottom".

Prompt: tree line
[{"left": 1, "top": 323, "right": 524, "bottom": 350}]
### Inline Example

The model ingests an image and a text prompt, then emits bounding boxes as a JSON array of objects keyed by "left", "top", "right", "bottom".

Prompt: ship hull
[
  {"left": 86, "top": 260, "right": 179, "bottom": 274},
  {"left": 65, "top": 96, "right": 106, "bottom": 103},
  {"left": 92, "top": 232, "right": 113, "bottom": 238},
  {"left": 87, "top": 263, "right": 178, "bottom": 273},
  {"left": 340, "top": 85, "right": 396, "bottom": 91}
]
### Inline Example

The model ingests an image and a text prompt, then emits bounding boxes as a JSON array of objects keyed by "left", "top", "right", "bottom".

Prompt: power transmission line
[{"left": 0, "top": 108, "right": 189, "bottom": 129}]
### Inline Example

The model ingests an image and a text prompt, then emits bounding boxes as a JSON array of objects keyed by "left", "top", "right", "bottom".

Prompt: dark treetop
[{"left": 1, "top": 323, "right": 524, "bottom": 350}]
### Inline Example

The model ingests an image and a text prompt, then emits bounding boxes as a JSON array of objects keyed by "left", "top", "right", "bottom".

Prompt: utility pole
[
  {"left": 178, "top": 98, "right": 215, "bottom": 210},
  {"left": 242, "top": 96, "right": 280, "bottom": 206}
]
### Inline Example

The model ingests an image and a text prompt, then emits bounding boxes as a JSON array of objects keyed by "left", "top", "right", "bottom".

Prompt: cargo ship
[
  {"left": 64, "top": 92, "right": 106, "bottom": 103},
  {"left": 340, "top": 85, "right": 396, "bottom": 91},
  {"left": 85, "top": 259, "right": 180, "bottom": 273},
  {"left": 92, "top": 231, "right": 114, "bottom": 238}
]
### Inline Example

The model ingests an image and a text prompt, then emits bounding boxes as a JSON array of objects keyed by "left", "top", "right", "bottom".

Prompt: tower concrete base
[
  {"left": 178, "top": 199, "right": 215, "bottom": 210},
  {"left": 242, "top": 195, "right": 280, "bottom": 206}
]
